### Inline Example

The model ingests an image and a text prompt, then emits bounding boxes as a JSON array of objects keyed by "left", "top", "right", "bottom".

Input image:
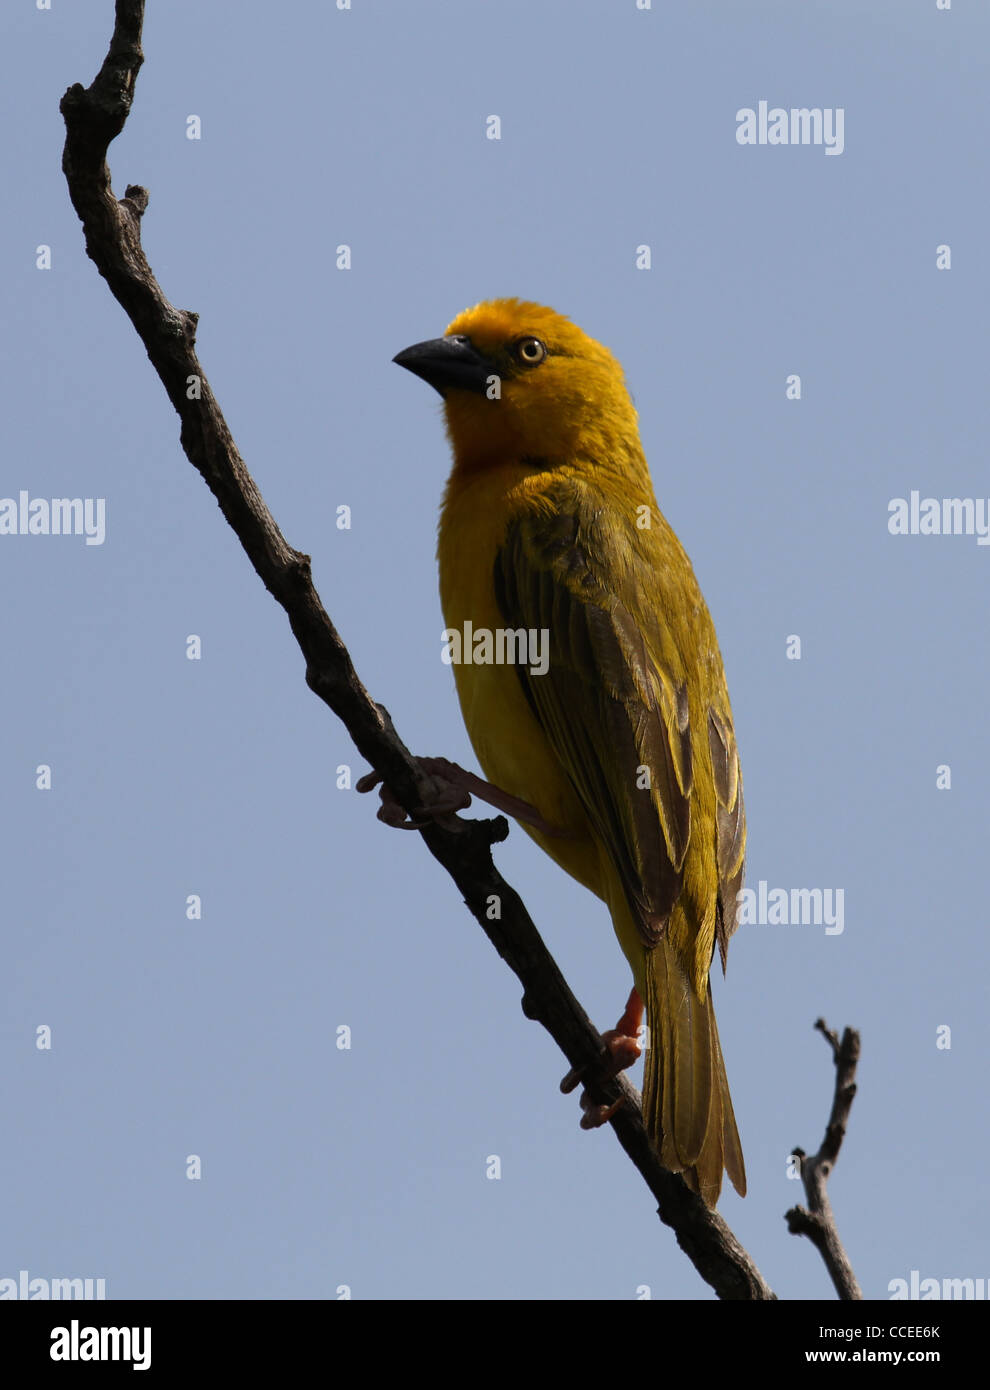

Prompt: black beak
[{"left": 393, "top": 335, "right": 493, "bottom": 397}]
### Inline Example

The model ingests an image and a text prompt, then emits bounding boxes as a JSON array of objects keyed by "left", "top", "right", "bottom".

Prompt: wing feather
[{"left": 494, "top": 481, "right": 698, "bottom": 949}]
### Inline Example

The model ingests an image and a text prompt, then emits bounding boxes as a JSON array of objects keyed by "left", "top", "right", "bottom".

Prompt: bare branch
[
  {"left": 785, "top": 1020, "right": 862, "bottom": 1299},
  {"left": 60, "top": 2, "right": 775, "bottom": 1301}
]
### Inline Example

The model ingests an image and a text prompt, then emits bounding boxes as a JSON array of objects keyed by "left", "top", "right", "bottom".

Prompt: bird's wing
[
  {"left": 494, "top": 478, "right": 702, "bottom": 950},
  {"left": 708, "top": 705, "right": 746, "bottom": 970}
]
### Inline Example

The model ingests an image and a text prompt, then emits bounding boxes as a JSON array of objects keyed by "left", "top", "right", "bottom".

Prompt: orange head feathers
[{"left": 395, "top": 298, "right": 649, "bottom": 486}]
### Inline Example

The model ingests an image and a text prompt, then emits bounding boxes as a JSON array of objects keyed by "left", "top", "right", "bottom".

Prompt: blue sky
[{"left": 2, "top": 0, "right": 987, "bottom": 1300}]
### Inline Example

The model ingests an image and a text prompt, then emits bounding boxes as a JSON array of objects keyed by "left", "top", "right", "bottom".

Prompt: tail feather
[
  {"left": 643, "top": 941, "right": 746, "bottom": 1205},
  {"left": 711, "top": 1003, "right": 747, "bottom": 1198}
]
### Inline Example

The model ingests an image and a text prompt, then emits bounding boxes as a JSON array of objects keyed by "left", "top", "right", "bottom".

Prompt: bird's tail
[{"left": 642, "top": 939, "right": 746, "bottom": 1206}]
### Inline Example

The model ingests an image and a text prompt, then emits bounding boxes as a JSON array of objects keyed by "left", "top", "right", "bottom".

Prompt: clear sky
[{"left": 3, "top": 0, "right": 987, "bottom": 1301}]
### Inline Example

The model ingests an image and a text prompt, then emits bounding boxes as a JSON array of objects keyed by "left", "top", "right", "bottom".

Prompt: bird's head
[{"left": 394, "top": 298, "right": 644, "bottom": 475}]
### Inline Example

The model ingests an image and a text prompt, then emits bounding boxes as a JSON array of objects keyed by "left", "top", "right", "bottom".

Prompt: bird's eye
[{"left": 513, "top": 337, "right": 547, "bottom": 367}]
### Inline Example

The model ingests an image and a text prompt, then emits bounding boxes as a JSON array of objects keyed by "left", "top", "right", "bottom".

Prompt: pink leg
[
  {"left": 560, "top": 988, "right": 644, "bottom": 1128},
  {"left": 356, "top": 755, "right": 574, "bottom": 838}
]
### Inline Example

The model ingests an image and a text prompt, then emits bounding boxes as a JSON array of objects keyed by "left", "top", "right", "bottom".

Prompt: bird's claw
[
  {"left": 560, "top": 1027, "right": 642, "bottom": 1129},
  {"left": 579, "top": 1094, "right": 626, "bottom": 1129},
  {"left": 355, "top": 764, "right": 472, "bottom": 829}
]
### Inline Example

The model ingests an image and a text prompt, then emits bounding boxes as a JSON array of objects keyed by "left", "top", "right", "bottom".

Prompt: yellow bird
[{"left": 392, "top": 299, "right": 746, "bottom": 1205}]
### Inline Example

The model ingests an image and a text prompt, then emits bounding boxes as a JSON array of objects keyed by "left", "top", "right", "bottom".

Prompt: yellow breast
[{"left": 437, "top": 464, "right": 605, "bottom": 901}]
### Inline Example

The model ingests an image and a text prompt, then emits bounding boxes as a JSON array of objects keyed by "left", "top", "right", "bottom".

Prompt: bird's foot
[
  {"left": 560, "top": 988, "right": 644, "bottom": 1128},
  {"left": 356, "top": 757, "right": 470, "bottom": 829},
  {"left": 356, "top": 755, "right": 569, "bottom": 836}
]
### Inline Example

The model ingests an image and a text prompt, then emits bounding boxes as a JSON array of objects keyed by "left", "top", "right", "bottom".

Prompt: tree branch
[
  {"left": 61, "top": 0, "right": 775, "bottom": 1301},
  {"left": 785, "top": 1019, "right": 862, "bottom": 1299}
]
